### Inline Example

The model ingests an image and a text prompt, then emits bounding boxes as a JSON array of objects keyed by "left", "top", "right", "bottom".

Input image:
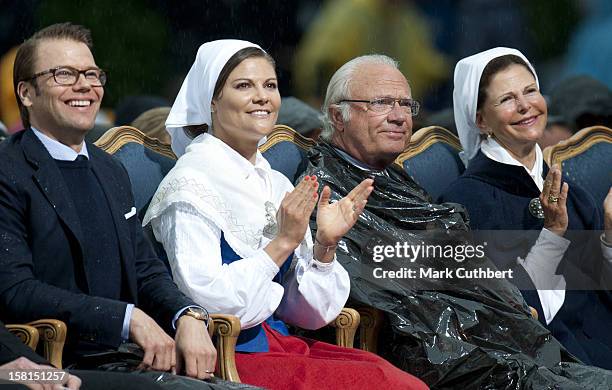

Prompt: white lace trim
[{"left": 145, "top": 174, "right": 263, "bottom": 253}]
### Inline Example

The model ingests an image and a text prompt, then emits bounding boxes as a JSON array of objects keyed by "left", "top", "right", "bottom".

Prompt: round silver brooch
[
  {"left": 528, "top": 198, "right": 544, "bottom": 219},
  {"left": 262, "top": 201, "right": 279, "bottom": 239}
]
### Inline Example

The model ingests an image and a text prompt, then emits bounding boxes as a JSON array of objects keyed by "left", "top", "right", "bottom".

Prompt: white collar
[
  {"left": 481, "top": 138, "right": 544, "bottom": 191},
  {"left": 189, "top": 133, "right": 271, "bottom": 180},
  {"left": 144, "top": 132, "right": 279, "bottom": 253},
  {"left": 31, "top": 127, "right": 89, "bottom": 161}
]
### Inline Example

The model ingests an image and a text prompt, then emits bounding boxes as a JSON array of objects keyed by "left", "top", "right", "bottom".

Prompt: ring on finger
[{"left": 548, "top": 194, "right": 559, "bottom": 203}]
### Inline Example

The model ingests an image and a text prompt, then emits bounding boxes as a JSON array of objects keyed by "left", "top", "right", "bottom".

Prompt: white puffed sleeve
[
  {"left": 517, "top": 228, "right": 569, "bottom": 324},
  {"left": 151, "top": 202, "right": 284, "bottom": 329},
  {"left": 276, "top": 232, "right": 351, "bottom": 330}
]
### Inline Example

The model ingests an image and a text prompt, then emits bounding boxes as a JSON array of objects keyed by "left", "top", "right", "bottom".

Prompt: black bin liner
[{"left": 303, "top": 143, "right": 612, "bottom": 389}]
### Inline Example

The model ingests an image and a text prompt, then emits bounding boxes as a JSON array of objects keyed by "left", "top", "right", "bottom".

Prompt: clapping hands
[{"left": 266, "top": 175, "right": 373, "bottom": 265}]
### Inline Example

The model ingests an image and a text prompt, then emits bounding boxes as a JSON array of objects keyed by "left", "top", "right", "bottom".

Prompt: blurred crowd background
[{"left": 1, "top": 0, "right": 611, "bottom": 140}]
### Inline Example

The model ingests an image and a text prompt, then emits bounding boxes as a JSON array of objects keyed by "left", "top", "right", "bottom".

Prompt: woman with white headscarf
[
  {"left": 439, "top": 47, "right": 612, "bottom": 369},
  {"left": 142, "top": 40, "right": 427, "bottom": 390}
]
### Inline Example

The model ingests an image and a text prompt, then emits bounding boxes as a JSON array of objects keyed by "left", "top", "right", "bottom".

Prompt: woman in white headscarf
[
  {"left": 439, "top": 47, "right": 612, "bottom": 369},
  {"left": 143, "top": 40, "right": 428, "bottom": 390}
]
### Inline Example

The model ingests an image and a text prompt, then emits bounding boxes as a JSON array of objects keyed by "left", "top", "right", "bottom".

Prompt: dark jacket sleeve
[
  {"left": 0, "top": 322, "right": 48, "bottom": 366},
  {"left": 131, "top": 219, "right": 196, "bottom": 334},
  {"left": 0, "top": 168, "right": 127, "bottom": 348}
]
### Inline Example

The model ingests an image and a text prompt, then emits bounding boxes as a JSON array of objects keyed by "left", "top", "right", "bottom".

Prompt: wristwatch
[{"left": 180, "top": 307, "right": 210, "bottom": 327}]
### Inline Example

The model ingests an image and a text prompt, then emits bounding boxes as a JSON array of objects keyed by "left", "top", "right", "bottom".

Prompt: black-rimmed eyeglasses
[
  {"left": 23, "top": 66, "right": 107, "bottom": 87},
  {"left": 338, "top": 97, "right": 420, "bottom": 116}
]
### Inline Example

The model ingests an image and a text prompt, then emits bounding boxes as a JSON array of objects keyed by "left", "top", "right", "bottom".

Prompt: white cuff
[
  {"left": 257, "top": 249, "right": 281, "bottom": 279},
  {"left": 310, "top": 255, "right": 336, "bottom": 274}
]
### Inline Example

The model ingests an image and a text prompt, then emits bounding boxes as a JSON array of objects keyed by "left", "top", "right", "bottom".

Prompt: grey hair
[{"left": 320, "top": 54, "right": 399, "bottom": 140}]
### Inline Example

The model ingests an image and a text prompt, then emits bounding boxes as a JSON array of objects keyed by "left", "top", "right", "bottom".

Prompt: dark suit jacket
[
  {"left": 0, "top": 129, "right": 195, "bottom": 355},
  {"left": 0, "top": 321, "right": 47, "bottom": 365}
]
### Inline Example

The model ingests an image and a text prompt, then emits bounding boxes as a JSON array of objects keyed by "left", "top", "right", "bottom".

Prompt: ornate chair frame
[
  {"left": 543, "top": 125, "right": 612, "bottom": 166},
  {"left": 543, "top": 125, "right": 612, "bottom": 208},
  {"left": 6, "top": 320, "right": 67, "bottom": 368},
  {"left": 258, "top": 124, "right": 317, "bottom": 153},
  {"left": 6, "top": 324, "right": 39, "bottom": 350},
  {"left": 394, "top": 125, "right": 462, "bottom": 167}
]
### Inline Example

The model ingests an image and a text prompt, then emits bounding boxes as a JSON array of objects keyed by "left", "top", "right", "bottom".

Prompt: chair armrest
[
  {"left": 356, "top": 307, "right": 385, "bottom": 353},
  {"left": 328, "top": 308, "right": 360, "bottom": 348},
  {"left": 209, "top": 314, "right": 241, "bottom": 383},
  {"left": 6, "top": 324, "right": 40, "bottom": 350},
  {"left": 27, "top": 319, "right": 67, "bottom": 369}
]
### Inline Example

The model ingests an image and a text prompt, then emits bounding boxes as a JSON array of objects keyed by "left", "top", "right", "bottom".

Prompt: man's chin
[
  {"left": 63, "top": 121, "right": 97, "bottom": 136},
  {"left": 384, "top": 139, "right": 408, "bottom": 152}
]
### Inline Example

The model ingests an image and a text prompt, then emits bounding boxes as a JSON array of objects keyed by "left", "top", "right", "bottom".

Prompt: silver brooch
[
  {"left": 528, "top": 198, "right": 544, "bottom": 219},
  {"left": 262, "top": 201, "right": 279, "bottom": 239}
]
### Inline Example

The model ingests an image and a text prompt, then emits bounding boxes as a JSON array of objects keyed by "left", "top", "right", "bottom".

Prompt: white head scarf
[
  {"left": 453, "top": 47, "right": 539, "bottom": 163},
  {"left": 166, "top": 39, "right": 262, "bottom": 157}
]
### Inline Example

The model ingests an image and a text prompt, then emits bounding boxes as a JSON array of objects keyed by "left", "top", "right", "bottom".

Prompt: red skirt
[{"left": 235, "top": 323, "right": 428, "bottom": 390}]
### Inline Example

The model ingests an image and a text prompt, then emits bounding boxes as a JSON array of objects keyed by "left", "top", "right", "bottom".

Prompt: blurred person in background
[
  {"left": 277, "top": 96, "right": 323, "bottom": 139},
  {"left": 539, "top": 75, "right": 612, "bottom": 148},
  {"left": 293, "top": 0, "right": 448, "bottom": 109},
  {"left": 0, "top": 46, "right": 22, "bottom": 132},
  {"left": 131, "top": 106, "right": 172, "bottom": 144},
  {"left": 564, "top": 0, "right": 612, "bottom": 91}
]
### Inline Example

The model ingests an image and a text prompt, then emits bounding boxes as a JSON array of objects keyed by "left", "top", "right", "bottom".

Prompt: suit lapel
[
  {"left": 89, "top": 147, "right": 138, "bottom": 299},
  {"left": 22, "top": 130, "right": 86, "bottom": 256}
]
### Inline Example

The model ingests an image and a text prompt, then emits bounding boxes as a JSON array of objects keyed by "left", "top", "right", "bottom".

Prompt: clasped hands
[
  {"left": 266, "top": 175, "right": 374, "bottom": 265},
  {"left": 129, "top": 307, "right": 216, "bottom": 380}
]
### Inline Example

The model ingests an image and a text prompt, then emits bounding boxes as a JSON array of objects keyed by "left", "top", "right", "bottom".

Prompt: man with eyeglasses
[
  {"left": 319, "top": 55, "right": 419, "bottom": 171},
  {"left": 0, "top": 22, "right": 247, "bottom": 390},
  {"left": 301, "top": 55, "right": 612, "bottom": 388}
]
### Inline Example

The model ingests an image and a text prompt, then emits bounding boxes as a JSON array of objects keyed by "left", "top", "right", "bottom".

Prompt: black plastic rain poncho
[{"left": 303, "top": 142, "right": 612, "bottom": 389}]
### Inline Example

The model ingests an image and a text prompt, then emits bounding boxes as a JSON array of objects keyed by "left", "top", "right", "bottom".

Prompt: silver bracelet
[{"left": 314, "top": 237, "right": 337, "bottom": 256}]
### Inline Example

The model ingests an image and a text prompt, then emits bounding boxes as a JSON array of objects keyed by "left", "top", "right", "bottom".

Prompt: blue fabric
[
  {"left": 112, "top": 143, "right": 176, "bottom": 273},
  {"left": 560, "top": 141, "right": 612, "bottom": 208},
  {"left": 112, "top": 143, "right": 176, "bottom": 214},
  {"left": 220, "top": 233, "right": 291, "bottom": 353},
  {"left": 403, "top": 143, "right": 464, "bottom": 200},
  {"left": 439, "top": 150, "right": 612, "bottom": 369},
  {"left": 262, "top": 142, "right": 309, "bottom": 182}
]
